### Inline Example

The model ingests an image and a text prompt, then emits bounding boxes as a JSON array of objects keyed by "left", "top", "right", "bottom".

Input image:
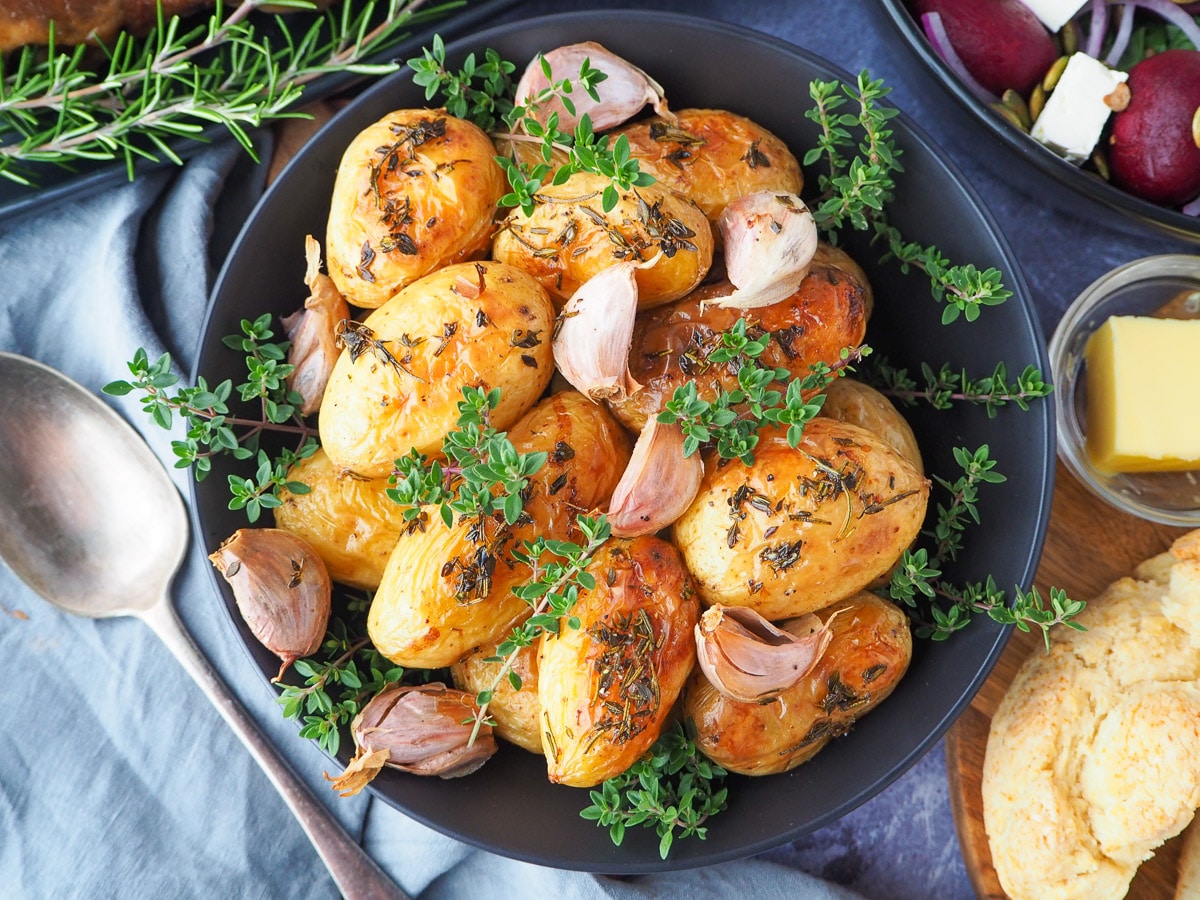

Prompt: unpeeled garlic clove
[
  {"left": 209, "top": 528, "right": 331, "bottom": 682},
  {"left": 608, "top": 418, "right": 702, "bottom": 537},
  {"left": 695, "top": 605, "right": 833, "bottom": 702},
  {"left": 513, "top": 41, "right": 670, "bottom": 133},
  {"left": 551, "top": 261, "right": 642, "bottom": 402},
  {"left": 283, "top": 236, "right": 350, "bottom": 415},
  {"left": 708, "top": 192, "right": 818, "bottom": 310},
  {"left": 327, "top": 683, "right": 497, "bottom": 796}
]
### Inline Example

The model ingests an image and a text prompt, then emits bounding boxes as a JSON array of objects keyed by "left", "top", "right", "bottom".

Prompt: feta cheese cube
[
  {"left": 1018, "top": 0, "right": 1087, "bottom": 32},
  {"left": 1030, "top": 52, "right": 1128, "bottom": 164}
]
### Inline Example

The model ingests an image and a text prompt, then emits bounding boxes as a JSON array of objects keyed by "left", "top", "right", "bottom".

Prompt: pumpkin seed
[
  {"left": 1090, "top": 147, "right": 1110, "bottom": 181},
  {"left": 1043, "top": 56, "right": 1069, "bottom": 93},
  {"left": 1060, "top": 20, "right": 1080, "bottom": 56},
  {"left": 1001, "top": 89, "right": 1032, "bottom": 130},
  {"left": 1029, "top": 84, "right": 1047, "bottom": 122},
  {"left": 991, "top": 103, "right": 1029, "bottom": 133},
  {"left": 1192, "top": 105, "right": 1200, "bottom": 150}
]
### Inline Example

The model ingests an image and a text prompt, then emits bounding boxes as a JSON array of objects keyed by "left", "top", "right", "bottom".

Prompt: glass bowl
[{"left": 1049, "top": 254, "right": 1200, "bottom": 525}]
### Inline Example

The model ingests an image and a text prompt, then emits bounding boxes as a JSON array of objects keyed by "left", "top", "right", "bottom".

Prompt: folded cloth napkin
[{"left": 0, "top": 140, "right": 872, "bottom": 899}]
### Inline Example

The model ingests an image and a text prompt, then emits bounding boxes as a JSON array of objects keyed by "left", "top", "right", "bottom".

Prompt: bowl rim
[
  {"left": 193, "top": 8, "right": 1056, "bottom": 872},
  {"left": 1050, "top": 253, "right": 1200, "bottom": 526},
  {"left": 876, "top": 0, "right": 1200, "bottom": 244}
]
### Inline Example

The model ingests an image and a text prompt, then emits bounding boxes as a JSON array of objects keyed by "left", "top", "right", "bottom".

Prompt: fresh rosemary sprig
[
  {"left": 805, "top": 72, "right": 1012, "bottom": 323},
  {"left": 580, "top": 721, "right": 728, "bottom": 860},
  {"left": 0, "top": 0, "right": 459, "bottom": 185},
  {"left": 408, "top": 39, "right": 654, "bottom": 213},
  {"left": 104, "top": 314, "right": 317, "bottom": 522},
  {"left": 870, "top": 357, "right": 1053, "bottom": 418},
  {"left": 276, "top": 592, "right": 414, "bottom": 757},
  {"left": 655, "top": 318, "right": 867, "bottom": 463},
  {"left": 885, "top": 446, "right": 1085, "bottom": 646}
]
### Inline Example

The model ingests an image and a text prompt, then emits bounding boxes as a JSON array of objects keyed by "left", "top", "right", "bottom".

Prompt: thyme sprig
[
  {"left": 870, "top": 357, "right": 1053, "bottom": 418},
  {"left": 580, "top": 721, "right": 728, "bottom": 860},
  {"left": 655, "top": 318, "right": 867, "bottom": 463},
  {"left": 885, "top": 446, "right": 1085, "bottom": 646},
  {"left": 276, "top": 592, "right": 414, "bottom": 756},
  {"left": 388, "top": 385, "right": 547, "bottom": 529},
  {"left": 805, "top": 72, "right": 1012, "bottom": 324},
  {"left": 468, "top": 515, "right": 611, "bottom": 744},
  {"left": 408, "top": 39, "right": 654, "bottom": 214},
  {"left": 0, "top": 0, "right": 457, "bottom": 185},
  {"left": 104, "top": 314, "right": 317, "bottom": 522}
]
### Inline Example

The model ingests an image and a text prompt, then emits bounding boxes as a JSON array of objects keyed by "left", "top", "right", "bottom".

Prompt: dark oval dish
[
  {"left": 193, "top": 10, "right": 1054, "bottom": 873},
  {"left": 878, "top": 0, "right": 1200, "bottom": 243}
]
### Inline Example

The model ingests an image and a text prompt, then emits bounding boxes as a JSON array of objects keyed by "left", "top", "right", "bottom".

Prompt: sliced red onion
[
  {"left": 920, "top": 12, "right": 1000, "bottom": 105},
  {"left": 1121, "top": 0, "right": 1200, "bottom": 52},
  {"left": 1085, "top": 0, "right": 1109, "bottom": 58},
  {"left": 1183, "top": 195, "right": 1200, "bottom": 217},
  {"left": 1105, "top": 4, "right": 1136, "bottom": 67}
]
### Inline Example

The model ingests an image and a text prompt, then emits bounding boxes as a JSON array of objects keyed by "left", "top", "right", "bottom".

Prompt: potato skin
[
  {"left": 319, "top": 261, "right": 554, "bottom": 477},
  {"left": 273, "top": 447, "right": 406, "bottom": 590},
  {"left": 539, "top": 537, "right": 699, "bottom": 787},
  {"left": 614, "top": 108, "right": 803, "bottom": 221},
  {"left": 818, "top": 378, "right": 923, "bottom": 475},
  {"left": 451, "top": 639, "right": 542, "bottom": 754},
  {"left": 326, "top": 110, "right": 505, "bottom": 308},
  {"left": 672, "top": 419, "right": 929, "bottom": 620},
  {"left": 367, "top": 392, "right": 632, "bottom": 668},
  {"left": 491, "top": 171, "right": 713, "bottom": 308},
  {"left": 608, "top": 242, "right": 871, "bottom": 432},
  {"left": 684, "top": 591, "right": 912, "bottom": 775}
]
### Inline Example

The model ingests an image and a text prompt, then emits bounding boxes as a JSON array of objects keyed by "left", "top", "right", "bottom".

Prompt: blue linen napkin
[{"left": 0, "top": 137, "right": 870, "bottom": 899}]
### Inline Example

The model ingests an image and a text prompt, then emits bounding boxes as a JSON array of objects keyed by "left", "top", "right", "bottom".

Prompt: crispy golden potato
[
  {"left": 819, "top": 378, "right": 923, "bottom": 475},
  {"left": 326, "top": 110, "right": 505, "bottom": 309},
  {"left": 451, "top": 639, "right": 542, "bottom": 754},
  {"left": 672, "top": 419, "right": 929, "bottom": 620},
  {"left": 608, "top": 242, "right": 871, "bottom": 432},
  {"left": 685, "top": 592, "right": 911, "bottom": 775},
  {"left": 367, "top": 392, "right": 632, "bottom": 668},
  {"left": 539, "top": 536, "right": 699, "bottom": 787},
  {"left": 614, "top": 108, "right": 803, "bottom": 221},
  {"left": 491, "top": 171, "right": 713, "bottom": 308},
  {"left": 319, "top": 261, "right": 554, "bottom": 478},
  {"left": 273, "top": 447, "right": 407, "bottom": 591}
]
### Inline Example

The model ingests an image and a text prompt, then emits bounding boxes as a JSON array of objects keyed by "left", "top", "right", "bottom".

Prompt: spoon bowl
[{"left": 0, "top": 352, "right": 407, "bottom": 900}]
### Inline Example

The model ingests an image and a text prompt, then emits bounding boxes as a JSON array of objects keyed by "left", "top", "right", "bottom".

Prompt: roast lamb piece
[{"left": 2, "top": 0, "right": 228, "bottom": 52}]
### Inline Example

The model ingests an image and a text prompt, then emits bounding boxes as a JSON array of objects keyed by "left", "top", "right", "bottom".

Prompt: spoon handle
[{"left": 140, "top": 598, "right": 411, "bottom": 900}]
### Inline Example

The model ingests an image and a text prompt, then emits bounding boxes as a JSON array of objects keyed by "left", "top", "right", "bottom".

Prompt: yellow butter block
[{"left": 1085, "top": 315, "right": 1200, "bottom": 473}]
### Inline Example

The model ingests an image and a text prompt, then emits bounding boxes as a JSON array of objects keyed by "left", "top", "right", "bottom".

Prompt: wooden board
[{"left": 946, "top": 459, "right": 1192, "bottom": 899}]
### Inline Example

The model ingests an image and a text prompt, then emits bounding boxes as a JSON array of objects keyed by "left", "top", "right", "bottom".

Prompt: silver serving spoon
[{"left": 0, "top": 352, "right": 409, "bottom": 900}]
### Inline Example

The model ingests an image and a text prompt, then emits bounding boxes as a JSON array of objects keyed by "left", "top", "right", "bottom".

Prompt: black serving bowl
[
  {"left": 194, "top": 10, "right": 1054, "bottom": 874},
  {"left": 878, "top": 0, "right": 1200, "bottom": 244}
]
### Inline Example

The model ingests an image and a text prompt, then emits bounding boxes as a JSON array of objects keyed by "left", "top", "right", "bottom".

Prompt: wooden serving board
[{"left": 946, "top": 460, "right": 1192, "bottom": 899}]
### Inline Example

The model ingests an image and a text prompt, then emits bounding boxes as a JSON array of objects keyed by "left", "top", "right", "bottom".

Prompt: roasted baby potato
[
  {"left": 273, "top": 447, "right": 407, "bottom": 591},
  {"left": 367, "top": 392, "right": 632, "bottom": 668},
  {"left": 673, "top": 419, "right": 929, "bottom": 620},
  {"left": 491, "top": 171, "right": 713, "bottom": 308},
  {"left": 684, "top": 591, "right": 912, "bottom": 775},
  {"left": 326, "top": 110, "right": 505, "bottom": 308},
  {"left": 818, "top": 378, "right": 923, "bottom": 474},
  {"left": 608, "top": 242, "right": 871, "bottom": 432},
  {"left": 451, "top": 639, "right": 543, "bottom": 754},
  {"left": 613, "top": 108, "right": 803, "bottom": 221},
  {"left": 539, "top": 536, "right": 699, "bottom": 787},
  {"left": 319, "top": 261, "right": 555, "bottom": 477}
]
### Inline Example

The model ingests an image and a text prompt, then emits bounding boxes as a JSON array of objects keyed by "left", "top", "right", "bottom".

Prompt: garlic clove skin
[
  {"left": 694, "top": 605, "right": 834, "bottom": 702},
  {"left": 209, "top": 528, "right": 331, "bottom": 682},
  {"left": 708, "top": 192, "right": 818, "bottom": 310},
  {"left": 608, "top": 418, "right": 703, "bottom": 537},
  {"left": 283, "top": 236, "right": 350, "bottom": 416},
  {"left": 327, "top": 683, "right": 497, "bottom": 795},
  {"left": 513, "top": 41, "right": 671, "bottom": 133},
  {"left": 551, "top": 261, "right": 643, "bottom": 402}
]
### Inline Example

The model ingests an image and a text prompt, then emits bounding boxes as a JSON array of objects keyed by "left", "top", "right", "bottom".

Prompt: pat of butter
[
  {"left": 1030, "top": 53, "right": 1128, "bottom": 164},
  {"left": 1018, "top": 0, "right": 1086, "bottom": 32},
  {"left": 1085, "top": 315, "right": 1200, "bottom": 473}
]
